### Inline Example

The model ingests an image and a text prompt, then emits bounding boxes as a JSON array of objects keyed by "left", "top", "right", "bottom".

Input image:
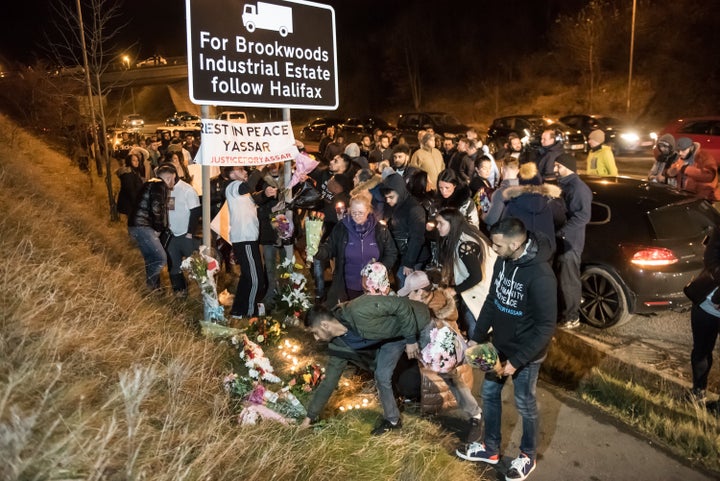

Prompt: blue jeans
[
  {"left": 481, "top": 359, "right": 542, "bottom": 460},
  {"left": 374, "top": 339, "right": 407, "bottom": 423},
  {"left": 128, "top": 226, "right": 167, "bottom": 290}
]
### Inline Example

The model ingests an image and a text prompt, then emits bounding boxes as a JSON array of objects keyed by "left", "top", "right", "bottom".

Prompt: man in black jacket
[
  {"left": 380, "top": 172, "right": 429, "bottom": 287},
  {"left": 554, "top": 154, "right": 592, "bottom": 329},
  {"left": 456, "top": 218, "right": 556, "bottom": 481}
]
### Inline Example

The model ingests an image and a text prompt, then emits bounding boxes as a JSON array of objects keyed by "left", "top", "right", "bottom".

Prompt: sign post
[
  {"left": 185, "top": 0, "right": 338, "bottom": 109},
  {"left": 185, "top": 0, "right": 337, "bottom": 321}
]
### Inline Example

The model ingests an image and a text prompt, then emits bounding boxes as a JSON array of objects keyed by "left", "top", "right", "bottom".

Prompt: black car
[
  {"left": 165, "top": 111, "right": 201, "bottom": 127},
  {"left": 395, "top": 112, "right": 469, "bottom": 147},
  {"left": 579, "top": 176, "right": 719, "bottom": 328},
  {"left": 560, "top": 114, "right": 657, "bottom": 154},
  {"left": 486, "top": 115, "right": 586, "bottom": 154},
  {"left": 299, "top": 117, "right": 344, "bottom": 141},
  {"left": 339, "top": 116, "right": 394, "bottom": 143}
]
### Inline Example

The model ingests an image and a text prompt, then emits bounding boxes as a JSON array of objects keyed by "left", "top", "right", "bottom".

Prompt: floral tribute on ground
[
  {"left": 180, "top": 246, "right": 225, "bottom": 324},
  {"left": 273, "top": 256, "right": 312, "bottom": 326}
]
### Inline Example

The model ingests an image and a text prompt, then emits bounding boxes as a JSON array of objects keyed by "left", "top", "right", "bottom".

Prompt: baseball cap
[{"left": 397, "top": 271, "right": 431, "bottom": 297}]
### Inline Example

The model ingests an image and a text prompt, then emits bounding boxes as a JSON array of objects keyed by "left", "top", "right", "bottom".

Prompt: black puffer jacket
[{"left": 128, "top": 179, "right": 169, "bottom": 232}]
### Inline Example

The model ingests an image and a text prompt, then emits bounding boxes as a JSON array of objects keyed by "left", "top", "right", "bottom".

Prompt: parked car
[
  {"left": 395, "top": 112, "right": 469, "bottom": 147},
  {"left": 560, "top": 114, "right": 657, "bottom": 154},
  {"left": 136, "top": 55, "right": 167, "bottom": 68},
  {"left": 659, "top": 117, "right": 720, "bottom": 161},
  {"left": 165, "top": 111, "right": 201, "bottom": 127},
  {"left": 122, "top": 114, "right": 145, "bottom": 129},
  {"left": 217, "top": 111, "right": 248, "bottom": 123},
  {"left": 299, "top": 117, "right": 344, "bottom": 141},
  {"left": 339, "top": 116, "right": 394, "bottom": 142},
  {"left": 579, "top": 175, "right": 720, "bottom": 328},
  {"left": 486, "top": 115, "right": 587, "bottom": 154}
]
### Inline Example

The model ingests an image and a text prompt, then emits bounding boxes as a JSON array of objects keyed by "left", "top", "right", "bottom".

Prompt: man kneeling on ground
[{"left": 300, "top": 282, "right": 430, "bottom": 435}]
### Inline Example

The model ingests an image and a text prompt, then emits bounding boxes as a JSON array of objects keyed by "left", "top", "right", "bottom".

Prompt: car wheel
[{"left": 580, "top": 266, "right": 631, "bottom": 328}]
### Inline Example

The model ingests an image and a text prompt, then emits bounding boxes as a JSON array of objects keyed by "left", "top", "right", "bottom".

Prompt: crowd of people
[{"left": 117, "top": 121, "right": 719, "bottom": 481}]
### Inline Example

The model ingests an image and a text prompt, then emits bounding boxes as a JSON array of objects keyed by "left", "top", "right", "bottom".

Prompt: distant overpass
[{"left": 100, "top": 58, "right": 189, "bottom": 88}]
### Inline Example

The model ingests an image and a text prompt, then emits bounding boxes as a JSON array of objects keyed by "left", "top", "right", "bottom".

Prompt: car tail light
[{"left": 629, "top": 247, "right": 678, "bottom": 267}]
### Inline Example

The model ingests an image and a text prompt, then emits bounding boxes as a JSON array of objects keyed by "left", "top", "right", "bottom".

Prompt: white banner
[{"left": 198, "top": 120, "right": 299, "bottom": 166}]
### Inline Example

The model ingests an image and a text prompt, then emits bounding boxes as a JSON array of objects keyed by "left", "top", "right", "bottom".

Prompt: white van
[{"left": 217, "top": 111, "right": 248, "bottom": 123}]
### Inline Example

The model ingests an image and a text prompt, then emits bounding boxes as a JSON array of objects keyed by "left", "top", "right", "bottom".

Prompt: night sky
[{"left": 1, "top": 0, "right": 577, "bottom": 66}]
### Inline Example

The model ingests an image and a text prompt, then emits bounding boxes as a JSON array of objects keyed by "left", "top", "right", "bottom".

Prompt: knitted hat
[
  {"left": 360, "top": 262, "right": 390, "bottom": 293},
  {"left": 588, "top": 129, "right": 605, "bottom": 144},
  {"left": 555, "top": 153, "right": 577, "bottom": 172},
  {"left": 344, "top": 142, "right": 361, "bottom": 158},
  {"left": 656, "top": 133, "right": 676, "bottom": 150},
  {"left": 397, "top": 271, "right": 430, "bottom": 297},
  {"left": 676, "top": 137, "right": 693, "bottom": 151}
]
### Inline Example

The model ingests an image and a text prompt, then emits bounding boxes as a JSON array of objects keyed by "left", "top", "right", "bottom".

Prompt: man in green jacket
[{"left": 300, "top": 294, "right": 431, "bottom": 435}]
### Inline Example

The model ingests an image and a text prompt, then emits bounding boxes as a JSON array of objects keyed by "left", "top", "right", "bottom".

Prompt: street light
[
  {"left": 122, "top": 55, "right": 130, "bottom": 70},
  {"left": 626, "top": 0, "right": 637, "bottom": 114}
]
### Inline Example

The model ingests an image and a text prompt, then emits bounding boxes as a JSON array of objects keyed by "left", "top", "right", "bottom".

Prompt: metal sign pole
[{"left": 201, "top": 104, "right": 212, "bottom": 251}]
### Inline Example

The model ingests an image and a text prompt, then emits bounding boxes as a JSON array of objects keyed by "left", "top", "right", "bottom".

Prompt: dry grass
[{"left": 0, "top": 114, "right": 483, "bottom": 480}]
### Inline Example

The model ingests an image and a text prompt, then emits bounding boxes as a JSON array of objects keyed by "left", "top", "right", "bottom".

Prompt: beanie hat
[
  {"left": 656, "top": 133, "right": 676, "bottom": 150},
  {"left": 588, "top": 129, "right": 605, "bottom": 144},
  {"left": 555, "top": 153, "right": 577, "bottom": 172},
  {"left": 344, "top": 142, "right": 360, "bottom": 158},
  {"left": 360, "top": 262, "right": 390, "bottom": 293},
  {"left": 676, "top": 137, "right": 693, "bottom": 151}
]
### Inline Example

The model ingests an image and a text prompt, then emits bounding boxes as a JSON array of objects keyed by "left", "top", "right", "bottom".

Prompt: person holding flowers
[
  {"left": 226, "top": 166, "right": 277, "bottom": 319},
  {"left": 398, "top": 270, "right": 483, "bottom": 442},
  {"left": 455, "top": 217, "right": 556, "bottom": 481},
  {"left": 314, "top": 193, "right": 397, "bottom": 306},
  {"left": 300, "top": 286, "right": 431, "bottom": 435}
]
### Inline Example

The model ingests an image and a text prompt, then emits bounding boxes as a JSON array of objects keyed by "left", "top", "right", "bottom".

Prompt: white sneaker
[{"left": 505, "top": 453, "right": 536, "bottom": 481}]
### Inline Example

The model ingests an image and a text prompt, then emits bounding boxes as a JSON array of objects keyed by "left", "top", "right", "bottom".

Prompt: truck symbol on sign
[{"left": 242, "top": 2, "right": 294, "bottom": 37}]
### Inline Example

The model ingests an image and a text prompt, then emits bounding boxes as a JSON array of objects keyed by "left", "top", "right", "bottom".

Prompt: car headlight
[
  {"left": 443, "top": 132, "right": 457, "bottom": 139},
  {"left": 650, "top": 132, "right": 657, "bottom": 140},
  {"left": 620, "top": 132, "right": 639, "bottom": 142}
]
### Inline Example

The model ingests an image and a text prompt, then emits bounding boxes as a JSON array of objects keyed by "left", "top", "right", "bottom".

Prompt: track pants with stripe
[{"left": 231, "top": 240, "right": 266, "bottom": 317}]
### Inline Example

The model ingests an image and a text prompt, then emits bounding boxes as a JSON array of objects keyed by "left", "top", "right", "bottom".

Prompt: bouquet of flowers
[
  {"left": 421, "top": 326, "right": 462, "bottom": 373},
  {"left": 465, "top": 343, "right": 501, "bottom": 373},
  {"left": 287, "top": 363, "right": 326, "bottom": 394},
  {"left": 180, "top": 246, "right": 225, "bottom": 323},
  {"left": 233, "top": 334, "right": 282, "bottom": 383},
  {"left": 305, "top": 211, "right": 325, "bottom": 262},
  {"left": 245, "top": 316, "right": 285, "bottom": 346},
  {"left": 224, "top": 374, "right": 307, "bottom": 425},
  {"left": 288, "top": 152, "right": 320, "bottom": 189},
  {"left": 270, "top": 213, "right": 294, "bottom": 241},
  {"left": 274, "top": 256, "right": 312, "bottom": 323}
]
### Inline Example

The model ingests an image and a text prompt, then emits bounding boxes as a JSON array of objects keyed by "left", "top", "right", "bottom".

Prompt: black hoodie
[
  {"left": 381, "top": 173, "right": 429, "bottom": 269},
  {"left": 472, "top": 231, "right": 557, "bottom": 369}
]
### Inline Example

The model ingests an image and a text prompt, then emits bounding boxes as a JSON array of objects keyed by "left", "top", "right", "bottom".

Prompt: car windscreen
[
  {"left": 647, "top": 200, "right": 719, "bottom": 241},
  {"left": 431, "top": 114, "right": 461, "bottom": 126}
]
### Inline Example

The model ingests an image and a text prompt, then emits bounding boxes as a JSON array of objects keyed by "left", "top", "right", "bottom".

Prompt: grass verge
[{"left": 0, "top": 114, "right": 484, "bottom": 480}]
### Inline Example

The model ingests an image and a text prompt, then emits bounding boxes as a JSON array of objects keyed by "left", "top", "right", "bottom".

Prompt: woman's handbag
[{"left": 683, "top": 270, "right": 716, "bottom": 304}]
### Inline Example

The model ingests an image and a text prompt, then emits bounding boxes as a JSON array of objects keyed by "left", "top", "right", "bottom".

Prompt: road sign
[{"left": 185, "top": 0, "right": 338, "bottom": 109}]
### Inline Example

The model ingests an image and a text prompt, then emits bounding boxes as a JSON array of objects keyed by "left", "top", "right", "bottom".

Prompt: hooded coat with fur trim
[{"left": 500, "top": 183, "right": 565, "bottom": 252}]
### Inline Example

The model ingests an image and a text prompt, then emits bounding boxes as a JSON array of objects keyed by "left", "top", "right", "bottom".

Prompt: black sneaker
[
  {"left": 370, "top": 418, "right": 402, "bottom": 435},
  {"left": 505, "top": 453, "right": 536, "bottom": 481}
]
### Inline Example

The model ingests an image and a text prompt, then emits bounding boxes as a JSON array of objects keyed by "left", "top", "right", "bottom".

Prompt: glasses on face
[{"left": 349, "top": 210, "right": 368, "bottom": 217}]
